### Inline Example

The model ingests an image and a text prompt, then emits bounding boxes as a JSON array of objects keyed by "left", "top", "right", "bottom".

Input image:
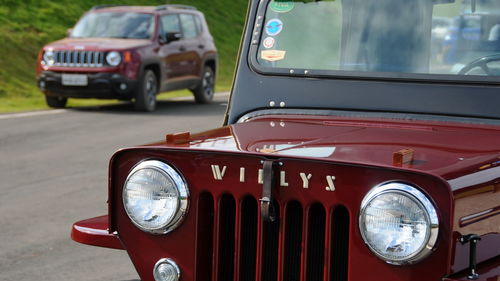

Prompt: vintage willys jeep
[{"left": 71, "top": 0, "right": 500, "bottom": 280}]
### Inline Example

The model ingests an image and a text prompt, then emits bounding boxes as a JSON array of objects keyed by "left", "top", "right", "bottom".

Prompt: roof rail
[
  {"left": 155, "top": 4, "right": 197, "bottom": 11},
  {"left": 91, "top": 4, "right": 129, "bottom": 10}
]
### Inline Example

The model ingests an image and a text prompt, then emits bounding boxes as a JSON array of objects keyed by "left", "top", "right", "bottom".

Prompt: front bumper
[
  {"left": 38, "top": 71, "right": 138, "bottom": 100},
  {"left": 71, "top": 215, "right": 124, "bottom": 250}
]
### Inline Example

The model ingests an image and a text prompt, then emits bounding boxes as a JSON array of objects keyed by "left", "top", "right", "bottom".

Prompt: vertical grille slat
[
  {"left": 306, "top": 204, "right": 326, "bottom": 281},
  {"left": 195, "top": 193, "right": 214, "bottom": 281},
  {"left": 86, "top": 51, "right": 92, "bottom": 66},
  {"left": 283, "top": 201, "right": 303, "bottom": 281},
  {"left": 66, "top": 50, "right": 71, "bottom": 66},
  {"left": 216, "top": 194, "right": 236, "bottom": 281},
  {"left": 62, "top": 51, "right": 67, "bottom": 66},
  {"left": 238, "top": 196, "right": 258, "bottom": 281},
  {"left": 330, "top": 206, "right": 350, "bottom": 281},
  {"left": 261, "top": 200, "right": 280, "bottom": 281},
  {"left": 78, "top": 51, "right": 83, "bottom": 66},
  {"left": 97, "top": 52, "right": 103, "bottom": 66}
]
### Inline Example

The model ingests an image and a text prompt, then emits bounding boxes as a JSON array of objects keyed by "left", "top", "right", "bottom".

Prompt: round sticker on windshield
[
  {"left": 263, "top": 37, "right": 275, "bottom": 49},
  {"left": 269, "top": 1, "right": 294, "bottom": 13},
  {"left": 265, "top": 19, "right": 283, "bottom": 36}
]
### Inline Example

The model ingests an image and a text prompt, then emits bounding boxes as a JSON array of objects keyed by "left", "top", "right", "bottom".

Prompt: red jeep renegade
[{"left": 36, "top": 4, "right": 217, "bottom": 111}]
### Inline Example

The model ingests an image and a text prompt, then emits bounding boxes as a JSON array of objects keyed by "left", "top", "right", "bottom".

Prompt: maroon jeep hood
[
  {"left": 154, "top": 114, "right": 500, "bottom": 189},
  {"left": 43, "top": 37, "right": 151, "bottom": 51}
]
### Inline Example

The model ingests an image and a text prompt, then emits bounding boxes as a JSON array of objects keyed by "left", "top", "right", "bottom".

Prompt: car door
[
  {"left": 179, "top": 13, "right": 202, "bottom": 82},
  {"left": 159, "top": 13, "right": 188, "bottom": 88}
]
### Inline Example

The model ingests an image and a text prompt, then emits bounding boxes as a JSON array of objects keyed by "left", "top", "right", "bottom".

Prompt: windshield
[
  {"left": 71, "top": 12, "right": 154, "bottom": 39},
  {"left": 255, "top": 0, "right": 500, "bottom": 79}
]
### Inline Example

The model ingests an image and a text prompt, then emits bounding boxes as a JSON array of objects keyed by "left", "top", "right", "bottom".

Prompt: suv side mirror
[{"left": 166, "top": 32, "right": 182, "bottom": 43}]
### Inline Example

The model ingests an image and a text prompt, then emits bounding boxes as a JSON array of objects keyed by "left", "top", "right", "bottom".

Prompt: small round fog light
[
  {"left": 153, "top": 258, "right": 180, "bottom": 281},
  {"left": 120, "top": 83, "right": 127, "bottom": 90}
]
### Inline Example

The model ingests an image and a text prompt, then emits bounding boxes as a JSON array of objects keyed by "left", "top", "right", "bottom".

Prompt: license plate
[{"left": 62, "top": 74, "right": 88, "bottom": 86}]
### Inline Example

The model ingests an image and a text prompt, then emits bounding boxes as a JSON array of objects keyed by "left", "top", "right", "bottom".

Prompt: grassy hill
[{"left": 0, "top": 0, "right": 248, "bottom": 112}]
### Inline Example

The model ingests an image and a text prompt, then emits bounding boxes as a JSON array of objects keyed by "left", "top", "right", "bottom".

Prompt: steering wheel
[{"left": 458, "top": 54, "right": 500, "bottom": 75}]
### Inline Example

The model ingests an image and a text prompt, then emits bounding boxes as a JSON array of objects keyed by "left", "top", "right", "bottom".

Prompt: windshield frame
[
  {"left": 248, "top": 0, "right": 500, "bottom": 85},
  {"left": 71, "top": 11, "right": 157, "bottom": 40}
]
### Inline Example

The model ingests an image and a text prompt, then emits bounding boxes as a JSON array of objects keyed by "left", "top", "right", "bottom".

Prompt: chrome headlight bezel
[
  {"left": 123, "top": 160, "right": 189, "bottom": 234},
  {"left": 106, "top": 51, "right": 122, "bottom": 66},
  {"left": 358, "top": 181, "right": 439, "bottom": 265},
  {"left": 43, "top": 50, "right": 56, "bottom": 66}
]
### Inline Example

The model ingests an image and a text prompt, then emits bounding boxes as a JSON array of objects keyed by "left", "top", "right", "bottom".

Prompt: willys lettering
[{"left": 210, "top": 164, "right": 336, "bottom": 191}]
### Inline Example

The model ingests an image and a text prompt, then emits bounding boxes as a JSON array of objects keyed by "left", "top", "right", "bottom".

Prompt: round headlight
[
  {"left": 123, "top": 160, "right": 189, "bottom": 234},
  {"left": 106, "top": 51, "right": 121, "bottom": 66},
  {"left": 359, "top": 182, "right": 439, "bottom": 265},
  {"left": 43, "top": 50, "right": 56, "bottom": 66}
]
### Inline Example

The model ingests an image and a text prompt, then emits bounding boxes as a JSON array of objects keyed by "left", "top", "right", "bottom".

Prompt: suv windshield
[
  {"left": 255, "top": 0, "right": 500, "bottom": 80},
  {"left": 71, "top": 12, "right": 154, "bottom": 39}
]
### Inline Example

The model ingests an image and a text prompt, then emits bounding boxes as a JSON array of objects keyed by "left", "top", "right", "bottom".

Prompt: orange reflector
[{"left": 124, "top": 51, "right": 132, "bottom": 63}]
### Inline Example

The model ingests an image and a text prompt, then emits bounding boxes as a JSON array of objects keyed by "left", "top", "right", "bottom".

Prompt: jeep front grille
[
  {"left": 53, "top": 51, "right": 104, "bottom": 67},
  {"left": 195, "top": 193, "right": 350, "bottom": 281}
]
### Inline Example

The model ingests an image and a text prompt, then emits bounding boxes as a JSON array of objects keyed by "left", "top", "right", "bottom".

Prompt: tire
[
  {"left": 45, "top": 95, "right": 67, "bottom": 108},
  {"left": 192, "top": 66, "right": 215, "bottom": 104},
  {"left": 134, "top": 69, "right": 157, "bottom": 112}
]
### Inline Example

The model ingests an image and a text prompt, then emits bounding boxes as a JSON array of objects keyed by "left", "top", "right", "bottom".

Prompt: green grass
[{"left": 0, "top": 0, "right": 247, "bottom": 112}]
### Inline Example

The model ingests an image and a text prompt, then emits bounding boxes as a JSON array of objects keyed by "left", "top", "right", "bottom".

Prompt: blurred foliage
[{"left": 0, "top": 0, "right": 248, "bottom": 110}]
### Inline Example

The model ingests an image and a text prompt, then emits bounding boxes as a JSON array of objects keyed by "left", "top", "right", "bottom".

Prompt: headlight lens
[
  {"left": 359, "top": 182, "right": 439, "bottom": 265},
  {"left": 123, "top": 160, "right": 189, "bottom": 234},
  {"left": 106, "top": 51, "right": 121, "bottom": 66},
  {"left": 43, "top": 50, "right": 56, "bottom": 66}
]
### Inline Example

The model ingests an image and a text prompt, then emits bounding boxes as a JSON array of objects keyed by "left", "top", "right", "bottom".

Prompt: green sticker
[{"left": 269, "top": 1, "right": 295, "bottom": 13}]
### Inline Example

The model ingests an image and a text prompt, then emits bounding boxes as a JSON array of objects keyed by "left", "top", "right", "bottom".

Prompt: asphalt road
[{"left": 0, "top": 93, "right": 229, "bottom": 281}]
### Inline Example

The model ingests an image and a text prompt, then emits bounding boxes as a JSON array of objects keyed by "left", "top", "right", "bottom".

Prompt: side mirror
[
  {"left": 166, "top": 32, "right": 182, "bottom": 43},
  {"left": 67, "top": 28, "right": 73, "bottom": 37}
]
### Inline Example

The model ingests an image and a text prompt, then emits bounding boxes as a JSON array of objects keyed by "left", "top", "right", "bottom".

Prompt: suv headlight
[
  {"left": 106, "top": 51, "right": 122, "bottom": 66},
  {"left": 43, "top": 50, "right": 56, "bottom": 66},
  {"left": 359, "top": 182, "right": 439, "bottom": 265},
  {"left": 123, "top": 160, "right": 189, "bottom": 234}
]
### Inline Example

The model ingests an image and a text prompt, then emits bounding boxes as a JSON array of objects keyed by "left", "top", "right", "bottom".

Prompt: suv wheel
[
  {"left": 134, "top": 69, "right": 157, "bottom": 112},
  {"left": 45, "top": 96, "right": 68, "bottom": 108},
  {"left": 193, "top": 66, "right": 215, "bottom": 104}
]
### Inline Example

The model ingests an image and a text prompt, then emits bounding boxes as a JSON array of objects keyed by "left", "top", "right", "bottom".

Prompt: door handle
[{"left": 179, "top": 46, "right": 186, "bottom": 52}]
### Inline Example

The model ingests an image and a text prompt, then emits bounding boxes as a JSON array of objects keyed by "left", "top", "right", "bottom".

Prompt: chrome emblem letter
[
  {"left": 300, "top": 173, "right": 312, "bottom": 188},
  {"left": 280, "top": 171, "right": 289, "bottom": 187},
  {"left": 211, "top": 165, "right": 227, "bottom": 180},
  {"left": 325, "top": 176, "right": 336, "bottom": 191},
  {"left": 240, "top": 167, "right": 246, "bottom": 182}
]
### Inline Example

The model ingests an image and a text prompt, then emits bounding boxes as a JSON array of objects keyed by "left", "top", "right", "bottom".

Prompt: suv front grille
[
  {"left": 53, "top": 50, "right": 104, "bottom": 67},
  {"left": 195, "top": 192, "right": 350, "bottom": 281}
]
